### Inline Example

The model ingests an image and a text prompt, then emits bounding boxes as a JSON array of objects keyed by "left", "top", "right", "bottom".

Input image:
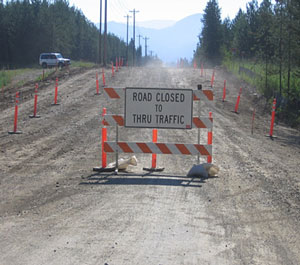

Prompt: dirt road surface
[{"left": 1, "top": 66, "right": 299, "bottom": 265}]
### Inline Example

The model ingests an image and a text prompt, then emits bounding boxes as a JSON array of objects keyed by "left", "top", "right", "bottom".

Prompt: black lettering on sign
[
  {"left": 155, "top": 115, "right": 185, "bottom": 124},
  {"left": 132, "top": 92, "right": 152, "bottom": 102},
  {"left": 156, "top": 92, "right": 186, "bottom": 103},
  {"left": 133, "top": 114, "right": 152, "bottom": 124}
]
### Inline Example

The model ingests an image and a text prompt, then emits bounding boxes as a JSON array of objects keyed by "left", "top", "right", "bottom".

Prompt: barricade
[
  {"left": 102, "top": 87, "right": 213, "bottom": 102},
  {"left": 94, "top": 87, "right": 214, "bottom": 173}
]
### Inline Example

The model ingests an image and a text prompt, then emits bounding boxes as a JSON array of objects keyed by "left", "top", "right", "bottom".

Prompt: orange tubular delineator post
[
  {"left": 29, "top": 83, "right": 40, "bottom": 118},
  {"left": 8, "top": 92, "right": 22, "bottom": 134}
]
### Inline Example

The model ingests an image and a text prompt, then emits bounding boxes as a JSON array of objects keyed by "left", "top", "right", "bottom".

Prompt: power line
[
  {"left": 110, "top": 1, "right": 126, "bottom": 19},
  {"left": 116, "top": 0, "right": 130, "bottom": 12},
  {"left": 137, "top": 34, "right": 143, "bottom": 48}
]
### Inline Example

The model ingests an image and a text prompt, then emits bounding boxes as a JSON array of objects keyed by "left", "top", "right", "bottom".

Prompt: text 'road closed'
[{"left": 125, "top": 88, "right": 193, "bottom": 129}]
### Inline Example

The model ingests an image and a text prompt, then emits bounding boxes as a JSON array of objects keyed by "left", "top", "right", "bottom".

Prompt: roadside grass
[
  {"left": 1, "top": 61, "right": 96, "bottom": 88},
  {"left": 223, "top": 58, "right": 300, "bottom": 127},
  {"left": 35, "top": 69, "right": 56, "bottom": 82},
  {"left": 71, "top": 61, "right": 96, "bottom": 68},
  {"left": 0, "top": 69, "right": 15, "bottom": 88},
  {"left": 0, "top": 68, "right": 33, "bottom": 91}
]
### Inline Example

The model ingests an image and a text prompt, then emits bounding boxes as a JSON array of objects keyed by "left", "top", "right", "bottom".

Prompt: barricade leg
[
  {"left": 152, "top": 129, "right": 157, "bottom": 168},
  {"left": 93, "top": 107, "right": 114, "bottom": 172},
  {"left": 207, "top": 112, "right": 213, "bottom": 163},
  {"left": 143, "top": 129, "right": 164, "bottom": 172}
]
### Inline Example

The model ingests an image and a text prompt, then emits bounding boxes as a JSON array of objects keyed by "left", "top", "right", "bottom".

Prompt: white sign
[{"left": 125, "top": 88, "right": 193, "bottom": 129}]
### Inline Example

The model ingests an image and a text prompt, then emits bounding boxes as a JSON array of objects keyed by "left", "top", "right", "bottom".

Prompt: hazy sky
[{"left": 68, "top": 0, "right": 260, "bottom": 24}]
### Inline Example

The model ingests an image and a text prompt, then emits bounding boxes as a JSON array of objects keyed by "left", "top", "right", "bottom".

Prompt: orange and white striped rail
[
  {"left": 103, "top": 87, "right": 125, "bottom": 99},
  {"left": 102, "top": 114, "right": 213, "bottom": 129},
  {"left": 193, "top": 90, "right": 213, "bottom": 101},
  {"left": 104, "top": 141, "right": 212, "bottom": 156},
  {"left": 103, "top": 87, "right": 213, "bottom": 101}
]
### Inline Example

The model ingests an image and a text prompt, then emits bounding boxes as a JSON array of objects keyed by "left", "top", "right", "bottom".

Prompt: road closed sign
[{"left": 125, "top": 87, "right": 193, "bottom": 129}]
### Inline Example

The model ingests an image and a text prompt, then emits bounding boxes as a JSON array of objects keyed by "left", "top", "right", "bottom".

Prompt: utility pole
[
  {"left": 150, "top": 50, "right": 153, "bottom": 57},
  {"left": 103, "top": 0, "right": 107, "bottom": 66},
  {"left": 124, "top": 15, "right": 131, "bottom": 65},
  {"left": 99, "top": 0, "right": 102, "bottom": 64},
  {"left": 129, "top": 9, "right": 139, "bottom": 66},
  {"left": 143, "top": 37, "right": 149, "bottom": 57},
  {"left": 137, "top": 34, "right": 143, "bottom": 48}
]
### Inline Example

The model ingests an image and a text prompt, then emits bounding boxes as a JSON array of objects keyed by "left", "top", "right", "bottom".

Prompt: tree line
[
  {"left": 194, "top": 0, "right": 300, "bottom": 125},
  {"left": 0, "top": 0, "right": 139, "bottom": 68}
]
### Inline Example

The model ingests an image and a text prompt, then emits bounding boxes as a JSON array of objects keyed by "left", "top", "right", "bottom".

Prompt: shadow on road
[{"left": 80, "top": 172, "right": 218, "bottom": 188}]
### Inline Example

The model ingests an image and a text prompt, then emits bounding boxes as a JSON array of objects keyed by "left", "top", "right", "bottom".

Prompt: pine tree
[{"left": 199, "top": 0, "right": 223, "bottom": 65}]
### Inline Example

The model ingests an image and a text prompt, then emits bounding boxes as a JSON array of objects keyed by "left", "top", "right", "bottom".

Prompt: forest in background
[
  {"left": 194, "top": 0, "right": 300, "bottom": 126},
  {"left": 0, "top": 0, "right": 142, "bottom": 68}
]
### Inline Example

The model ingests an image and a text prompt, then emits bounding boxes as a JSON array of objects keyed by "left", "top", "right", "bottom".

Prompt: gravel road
[{"left": 0, "top": 65, "right": 299, "bottom": 265}]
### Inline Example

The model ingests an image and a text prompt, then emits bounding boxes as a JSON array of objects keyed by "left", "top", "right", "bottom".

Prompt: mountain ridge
[{"left": 104, "top": 13, "right": 203, "bottom": 63}]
